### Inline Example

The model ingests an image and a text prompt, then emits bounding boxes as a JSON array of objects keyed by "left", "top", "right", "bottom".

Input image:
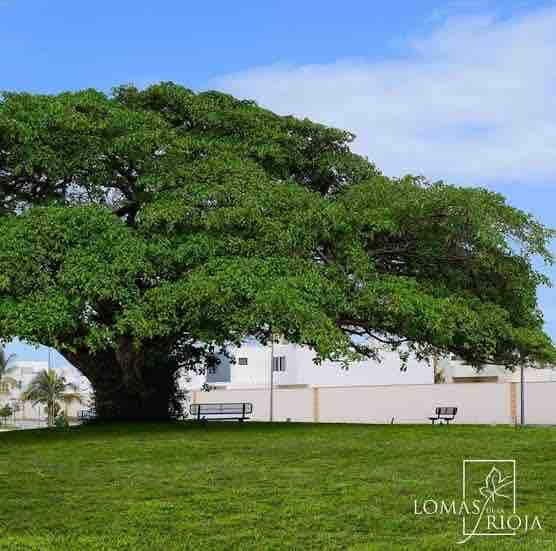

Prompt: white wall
[
  {"left": 191, "top": 386, "right": 314, "bottom": 422},
  {"left": 519, "top": 381, "right": 556, "bottom": 424},
  {"left": 192, "top": 343, "right": 434, "bottom": 389},
  {"left": 229, "top": 346, "right": 276, "bottom": 386},
  {"left": 506, "top": 367, "right": 556, "bottom": 383},
  {"left": 317, "top": 383, "right": 510, "bottom": 424},
  {"left": 192, "top": 381, "right": 556, "bottom": 425},
  {"left": 1, "top": 397, "right": 84, "bottom": 420},
  {"left": 440, "top": 359, "right": 556, "bottom": 383},
  {"left": 291, "top": 347, "right": 434, "bottom": 386}
]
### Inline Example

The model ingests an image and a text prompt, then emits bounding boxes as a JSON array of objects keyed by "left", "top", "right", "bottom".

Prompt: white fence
[{"left": 192, "top": 381, "right": 556, "bottom": 425}]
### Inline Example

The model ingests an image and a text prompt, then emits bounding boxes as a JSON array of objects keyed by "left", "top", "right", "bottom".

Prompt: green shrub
[
  {"left": 0, "top": 403, "right": 13, "bottom": 424},
  {"left": 54, "top": 412, "right": 69, "bottom": 430}
]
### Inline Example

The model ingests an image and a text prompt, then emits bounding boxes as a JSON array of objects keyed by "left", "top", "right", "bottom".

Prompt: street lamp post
[{"left": 269, "top": 335, "right": 274, "bottom": 422}]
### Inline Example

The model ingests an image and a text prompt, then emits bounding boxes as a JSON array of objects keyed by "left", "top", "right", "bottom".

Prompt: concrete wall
[
  {"left": 317, "top": 383, "right": 511, "bottom": 424},
  {"left": 190, "top": 386, "right": 314, "bottom": 422},
  {"left": 521, "top": 381, "right": 556, "bottom": 424},
  {"left": 192, "top": 381, "right": 556, "bottom": 425}
]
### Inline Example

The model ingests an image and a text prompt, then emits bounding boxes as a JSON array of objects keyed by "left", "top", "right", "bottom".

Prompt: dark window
[
  {"left": 272, "top": 356, "right": 286, "bottom": 372},
  {"left": 453, "top": 376, "right": 498, "bottom": 383},
  {"left": 238, "top": 357, "right": 248, "bottom": 366}
]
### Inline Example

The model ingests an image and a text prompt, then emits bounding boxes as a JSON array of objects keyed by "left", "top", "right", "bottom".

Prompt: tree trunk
[
  {"left": 67, "top": 341, "right": 183, "bottom": 422},
  {"left": 47, "top": 400, "right": 55, "bottom": 426},
  {"left": 91, "top": 369, "right": 176, "bottom": 421}
]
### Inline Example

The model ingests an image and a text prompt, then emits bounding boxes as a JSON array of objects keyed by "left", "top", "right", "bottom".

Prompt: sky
[{"left": 1, "top": 0, "right": 555, "bottom": 362}]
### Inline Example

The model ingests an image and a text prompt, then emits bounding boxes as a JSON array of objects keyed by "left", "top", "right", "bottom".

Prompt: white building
[
  {"left": 184, "top": 341, "right": 435, "bottom": 390},
  {"left": 439, "top": 357, "right": 556, "bottom": 384},
  {"left": 0, "top": 360, "right": 92, "bottom": 419},
  {"left": 184, "top": 341, "right": 556, "bottom": 391}
]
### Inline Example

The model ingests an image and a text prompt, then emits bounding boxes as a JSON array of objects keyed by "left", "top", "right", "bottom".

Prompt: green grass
[{"left": 0, "top": 422, "right": 555, "bottom": 550}]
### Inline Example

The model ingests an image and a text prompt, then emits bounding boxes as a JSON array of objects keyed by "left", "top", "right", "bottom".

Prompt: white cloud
[{"left": 213, "top": 7, "right": 556, "bottom": 185}]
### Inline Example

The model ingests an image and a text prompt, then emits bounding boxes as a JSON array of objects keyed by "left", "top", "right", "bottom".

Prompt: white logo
[{"left": 413, "top": 459, "right": 542, "bottom": 544}]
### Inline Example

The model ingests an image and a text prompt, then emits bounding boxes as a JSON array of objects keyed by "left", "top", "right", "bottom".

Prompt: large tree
[{"left": 0, "top": 83, "right": 554, "bottom": 420}]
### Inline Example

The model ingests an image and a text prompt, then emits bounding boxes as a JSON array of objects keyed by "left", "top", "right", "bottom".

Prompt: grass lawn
[{"left": 0, "top": 422, "right": 555, "bottom": 550}]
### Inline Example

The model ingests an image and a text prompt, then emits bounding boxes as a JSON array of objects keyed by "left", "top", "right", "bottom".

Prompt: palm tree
[
  {"left": 0, "top": 348, "right": 17, "bottom": 394},
  {"left": 22, "top": 368, "right": 82, "bottom": 426}
]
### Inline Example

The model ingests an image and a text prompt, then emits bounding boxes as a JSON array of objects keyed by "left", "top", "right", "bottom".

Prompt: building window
[
  {"left": 207, "top": 366, "right": 217, "bottom": 375},
  {"left": 272, "top": 356, "right": 286, "bottom": 372},
  {"left": 238, "top": 357, "right": 248, "bottom": 366}
]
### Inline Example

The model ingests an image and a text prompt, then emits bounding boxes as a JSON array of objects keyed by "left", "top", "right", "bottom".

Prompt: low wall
[
  {"left": 192, "top": 381, "right": 556, "bottom": 425},
  {"left": 522, "top": 381, "right": 556, "bottom": 424},
  {"left": 1, "top": 399, "right": 84, "bottom": 421},
  {"left": 191, "top": 387, "right": 314, "bottom": 422}
]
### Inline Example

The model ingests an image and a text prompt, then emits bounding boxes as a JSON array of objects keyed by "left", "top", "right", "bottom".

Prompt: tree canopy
[{"left": 0, "top": 82, "right": 554, "bottom": 419}]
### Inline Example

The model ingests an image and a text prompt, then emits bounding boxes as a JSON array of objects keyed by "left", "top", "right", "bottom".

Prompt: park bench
[
  {"left": 428, "top": 406, "right": 457, "bottom": 425},
  {"left": 190, "top": 402, "right": 253, "bottom": 423},
  {"left": 78, "top": 408, "right": 96, "bottom": 421}
]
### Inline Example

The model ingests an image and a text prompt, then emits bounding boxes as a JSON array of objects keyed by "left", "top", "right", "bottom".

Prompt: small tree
[
  {"left": 0, "top": 403, "right": 13, "bottom": 425},
  {"left": 22, "top": 369, "right": 82, "bottom": 426},
  {"left": 434, "top": 368, "right": 446, "bottom": 384}
]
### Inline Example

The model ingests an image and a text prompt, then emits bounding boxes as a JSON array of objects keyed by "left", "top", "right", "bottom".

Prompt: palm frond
[
  {"left": 0, "top": 376, "right": 18, "bottom": 393},
  {"left": 0, "top": 348, "right": 17, "bottom": 379}
]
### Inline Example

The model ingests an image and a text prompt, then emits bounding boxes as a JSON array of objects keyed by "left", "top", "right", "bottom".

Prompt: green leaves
[{"left": 0, "top": 82, "right": 554, "bottom": 371}]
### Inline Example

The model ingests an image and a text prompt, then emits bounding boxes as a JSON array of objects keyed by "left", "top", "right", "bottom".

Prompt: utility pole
[
  {"left": 269, "top": 334, "right": 274, "bottom": 422},
  {"left": 520, "top": 365, "right": 525, "bottom": 426}
]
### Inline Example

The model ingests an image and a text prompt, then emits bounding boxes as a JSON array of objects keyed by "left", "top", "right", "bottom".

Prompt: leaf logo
[{"left": 479, "top": 466, "right": 513, "bottom": 503}]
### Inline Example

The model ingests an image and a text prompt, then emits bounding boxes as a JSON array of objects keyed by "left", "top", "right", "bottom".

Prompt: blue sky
[{"left": 1, "top": 0, "right": 555, "bottom": 362}]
